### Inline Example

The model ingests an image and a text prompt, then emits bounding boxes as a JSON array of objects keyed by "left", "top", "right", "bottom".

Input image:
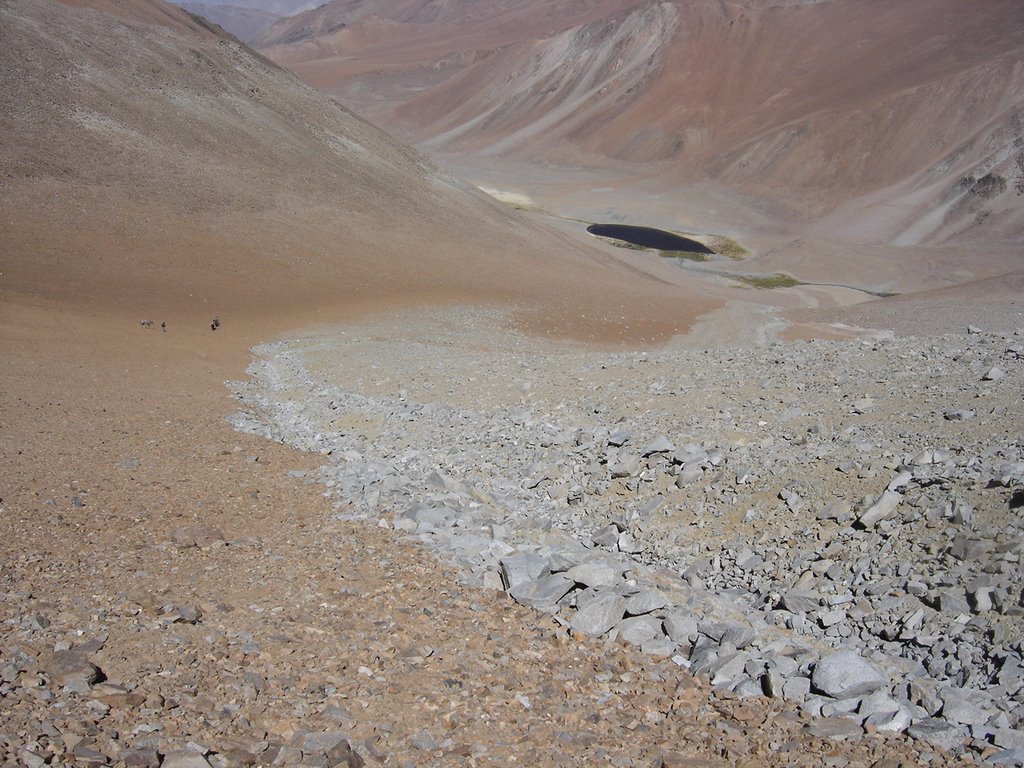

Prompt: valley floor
[{"left": 2, "top": 299, "right": 1016, "bottom": 767}]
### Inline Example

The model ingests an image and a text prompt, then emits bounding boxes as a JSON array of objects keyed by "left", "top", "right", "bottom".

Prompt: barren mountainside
[
  {"left": 260, "top": 0, "right": 1024, "bottom": 246},
  {"left": 3, "top": 1, "right": 1024, "bottom": 766},
  {"left": 1, "top": 0, "right": 714, "bottom": 339}
]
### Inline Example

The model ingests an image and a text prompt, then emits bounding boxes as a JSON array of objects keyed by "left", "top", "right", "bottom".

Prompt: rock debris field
[{"left": 230, "top": 308, "right": 1024, "bottom": 764}]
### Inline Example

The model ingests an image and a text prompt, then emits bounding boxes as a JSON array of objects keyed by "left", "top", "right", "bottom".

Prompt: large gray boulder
[
  {"left": 499, "top": 553, "right": 549, "bottom": 590},
  {"left": 569, "top": 593, "right": 625, "bottom": 638},
  {"left": 811, "top": 651, "right": 887, "bottom": 698}
]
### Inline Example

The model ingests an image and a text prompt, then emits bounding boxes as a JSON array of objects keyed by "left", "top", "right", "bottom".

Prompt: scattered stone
[
  {"left": 569, "top": 592, "right": 625, "bottom": 638},
  {"left": 983, "top": 366, "right": 1007, "bottom": 381},
  {"left": 162, "top": 751, "right": 214, "bottom": 768},
  {"left": 812, "top": 651, "right": 886, "bottom": 698},
  {"left": 857, "top": 490, "right": 902, "bottom": 529},
  {"left": 565, "top": 560, "right": 622, "bottom": 588}
]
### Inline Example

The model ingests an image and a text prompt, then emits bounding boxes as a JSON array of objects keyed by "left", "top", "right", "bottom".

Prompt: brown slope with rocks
[
  {"left": 0, "top": 0, "right": 982, "bottom": 767},
  {"left": 259, "top": 0, "right": 1024, "bottom": 248}
]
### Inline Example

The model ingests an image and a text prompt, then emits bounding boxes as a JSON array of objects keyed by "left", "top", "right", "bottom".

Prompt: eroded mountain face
[{"left": 259, "top": 0, "right": 1024, "bottom": 247}]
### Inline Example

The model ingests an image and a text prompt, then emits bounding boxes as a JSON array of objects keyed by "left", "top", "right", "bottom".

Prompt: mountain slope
[
  {"left": 1, "top": 0, "right": 717, "bottom": 342},
  {"left": 259, "top": 0, "right": 1024, "bottom": 246},
  {"left": 176, "top": 1, "right": 282, "bottom": 41}
]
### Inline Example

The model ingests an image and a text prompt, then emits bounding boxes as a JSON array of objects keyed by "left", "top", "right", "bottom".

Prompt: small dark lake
[{"left": 587, "top": 223, "right": 714, "bottom": 254}]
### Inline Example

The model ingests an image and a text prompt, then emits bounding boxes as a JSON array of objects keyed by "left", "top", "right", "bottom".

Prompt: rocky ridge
[{"left": 230, "top": 309, "right": 1024, "bottom": 763}]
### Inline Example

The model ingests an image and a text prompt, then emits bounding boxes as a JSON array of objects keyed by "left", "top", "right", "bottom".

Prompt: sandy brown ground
[
  {"left": 1, "top": 293, "right": 962, "bottom": 767},
  {"left": 0, "top": 0, "right": 1011, "bottom": 764}
]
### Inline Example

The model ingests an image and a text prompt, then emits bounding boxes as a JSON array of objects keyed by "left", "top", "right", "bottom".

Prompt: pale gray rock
[
  {"left": 762, "top": 669, "right": 785, "bottom": 698},
  {"left": 609, "top": 453, "right": 641, "bottom": 478},
  {"left": 617, "top": 615, "right": 664, "bottom": 646},
  {"left": 818, "top": 608, "right": 846, "bottom": 628},
  {"left": 499, "top": 553, "right": 549, "bottom": 590},
  {"left": 566, "top": 560, "right": 622, "bottom": 588},
  {"left": 624, "top": 588, "right": 669, "bottom": 616},
  {"left": 907, "top": 718, "right": 967, "bottom": 751},
  {"left": 864, "top": 707, "right": 912, "bottom": 733},
  {"left": 808, "top": 716, "right": 863, "bottom": 739},
  {"left": 617, "top": 531, "right": 643, "bottom": 554},
  {"left": 662, "top": 611, "right": 698, "bottom": 645},
  {"left": 994, "top": 729, "right": 1024, "bottom": 751},
  {"left": 857, "top": 490, "right": 902, "bottom": 528},
  {"left": 675, "top": 464, "right": 703, "bottom": 487},
  {"left": 811, "top": 651, "right": 886, "bottom": 698},
  {"left": 986, "top": 749, "right": 1024, "bottom": 766},
  {"left": 700, "top": 621, "right": 756, "bottom": 649},
  {"left": 590, "top": 524, "right": 620, "bottom": 548},
  {"left": 944, "top": 409, "right": 976, "bottom": 421},
  {"left": 779, "top": 590, "right": 821, "bottom": 613},
  {"left": 941, "top": 689, "right": 995, "bottom": 727},
  {"left": 710, "top": 652, "right": 748, "bottom": 687},
  {"left": 570, "top": 593, "right": 625, "bottom": 638},
  {"left": 607, "top": 428, "right": 632, "bottom": 447},
  {"left": 640, "top": 637, "right": 677, "bottom": 657},
  {"left": 983, "top": 366, "right": 1007, "bottom": 381},
  {"left": 162, "top": 751, "right": 213, "bottom": 768},
  {"left": 783, "top": 676, "right": 811, "bottom": 702},
  {"left": 509, "top": 574, "right": 575, "bottom": 612},
  {"left": 642, "top": 436, "right": 675, "bottom": 456}
]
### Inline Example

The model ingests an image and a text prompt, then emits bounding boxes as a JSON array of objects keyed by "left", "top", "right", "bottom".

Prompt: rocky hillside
[{"left": 233, "top": 307, "right": 1024, "bottom": 763}]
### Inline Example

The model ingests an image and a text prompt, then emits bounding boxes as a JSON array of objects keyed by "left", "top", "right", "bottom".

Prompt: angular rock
[
  {"left": 784, "top": 676, "right": 812, "bottom": 702},
  {"left": 122, "top": 748, "right": 161, "bottom": 768},
  {"left": 779, "top": 590, "right": 821, "bottom": 613},
  {"left": 617, "top": 531, "right": 644, "bottom": 554},
  {"left": 662, "top": 611, "right": 698, "bottom": 645},
  {"left": 509, "top": 573, "right": 575, "bottom": 612},
  {"left": 617, "top": 615, "right": 664, "bottom": 646},
  {"left": 565, "top": 560, "right": 623, "bottom": 588},
  {"left": 499, "top": 553, "right": 549, "bottom": 590},
  {"left": 624, "top": 588, "right": 669, "bottom": 616},
  {"left": 47, "top": 650, "right": 101, "bottom": 689},
  {"left": 162, "top": 751, "right": 214, "bottom": 768},
  {"left": 986, "top": 749, "right": 1024, "bottom": 766},
  {"left": 642, "top": 436, "right": 675, "bottom": 456},
  {"left": 807, "top": 716, "right": 863, "bottom": 739},
  {"left": 983, "top": 366, "right": 1007, "bottom": 381},
  {"left": 857, "top": 490, "right": 902, "bottom": 528},
  {"left": 944, "top": 409, "right": 976, "bottom": 421},
  {"left": 570, "top": 593, "right": 625, "bottom": 638},
  {"left": 941, "top": 689, "right": 994, "bottom": 726},
  {"left": 700, "top": 621, "right": 756, "bottom": 649},
  {"left": 811, "top": 651, "right": 886, "bottom": 698},
  {"left": 907, "top": 718, "right": 967, "bottom": 751}
]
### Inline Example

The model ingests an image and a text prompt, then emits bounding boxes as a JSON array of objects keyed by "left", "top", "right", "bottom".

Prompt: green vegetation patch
[
  {"left": 704, "top": 235, "right": 749, "bottom": 260},
  {"left": 731, "top": 273, "right": 802, "bottom": 289}
]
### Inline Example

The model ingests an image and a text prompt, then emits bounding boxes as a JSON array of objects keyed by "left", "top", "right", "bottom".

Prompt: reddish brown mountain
[{"left": 260, "top": 0, "right": 1024, "bottom": 246}]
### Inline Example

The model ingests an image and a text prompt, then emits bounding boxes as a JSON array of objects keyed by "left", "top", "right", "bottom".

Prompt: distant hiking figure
[
  {"left": 211, "top": 316, "right": 220, "bottom": 332},
  {"left": 161, "top": 321, "right": 166, "bottom": 332}
]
